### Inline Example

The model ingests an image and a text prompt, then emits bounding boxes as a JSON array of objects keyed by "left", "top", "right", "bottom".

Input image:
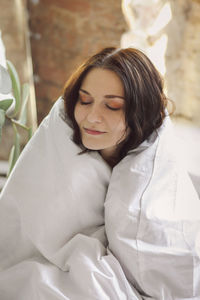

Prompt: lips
[{"left": 84, "top": 128, "right": 106, "bottom": 135}]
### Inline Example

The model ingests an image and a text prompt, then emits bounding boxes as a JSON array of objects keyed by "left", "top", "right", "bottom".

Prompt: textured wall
[
  {"left": 165, "top": 0, "right": 200, "bottom": 123},
  {"left": 121, "top": 0, "right": 200, "bottom": 125},
  {"left": 0, "top": 0, "right": 36, "bottom": 160},
  {"left": 1, "top": 0, "right": 28, "bottom": 83},
  {"left": 28, "top": 0, "right": 127, "bottom": 123}
]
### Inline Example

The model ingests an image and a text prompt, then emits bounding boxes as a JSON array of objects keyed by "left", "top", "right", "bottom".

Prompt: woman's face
[{"left": 74, "top": 68, "right": 128, "bottom": 160}]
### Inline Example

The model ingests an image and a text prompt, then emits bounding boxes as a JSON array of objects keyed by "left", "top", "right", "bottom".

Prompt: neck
[{"left": 99, "top": 148, "right": 120, "bottom": 168}]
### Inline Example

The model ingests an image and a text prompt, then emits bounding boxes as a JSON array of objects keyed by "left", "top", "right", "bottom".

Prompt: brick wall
[{"left": 28, "top": 0, "right": 127, "bottom": 123}]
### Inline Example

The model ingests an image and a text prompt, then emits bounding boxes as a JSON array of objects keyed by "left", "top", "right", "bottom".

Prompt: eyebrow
[{"left": 79, "top": 88, "right": 125, "bottom": 100}]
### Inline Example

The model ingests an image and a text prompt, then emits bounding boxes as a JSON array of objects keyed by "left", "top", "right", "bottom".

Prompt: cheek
[
  {"left": 74, "top": 105, "right": 83, "bottom": 125},
  {"left": 112, "top": 119, "right": 128, "bottom": 142},
  {"left": 108, "top": 114, "right": 126, "bottom": 134}
]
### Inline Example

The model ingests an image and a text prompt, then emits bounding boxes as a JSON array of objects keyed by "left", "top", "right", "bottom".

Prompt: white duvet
[{"left": 0, "top": 98, "right": 199, "bottom": 300}]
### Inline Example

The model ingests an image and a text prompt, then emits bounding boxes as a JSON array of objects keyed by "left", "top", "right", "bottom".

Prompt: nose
[{"left": 86, "top": 105, "right": 103, "bottom": 123}]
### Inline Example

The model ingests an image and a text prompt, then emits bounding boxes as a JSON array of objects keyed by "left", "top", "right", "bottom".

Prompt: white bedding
[{"left": 0, "top": 98, "right": 199, "bottom": 299}]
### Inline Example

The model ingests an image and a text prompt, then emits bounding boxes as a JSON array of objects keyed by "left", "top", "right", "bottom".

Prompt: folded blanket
[{"left": 0, "top": 97, "right": 199, "bottom": 299}]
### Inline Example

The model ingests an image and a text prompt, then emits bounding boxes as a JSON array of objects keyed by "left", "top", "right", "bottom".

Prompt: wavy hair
[{"left": 63, "top": 47, "right": 169, "bottom": 162}]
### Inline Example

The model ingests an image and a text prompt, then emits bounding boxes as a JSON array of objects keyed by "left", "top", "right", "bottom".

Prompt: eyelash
[{"left": 79, "top": 101, "right": 121, "bottom": 111}]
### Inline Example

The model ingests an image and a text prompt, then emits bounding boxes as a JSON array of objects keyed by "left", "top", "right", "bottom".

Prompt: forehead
[{"left": 81, "top": 68, "right": 124, "bottom": 96}]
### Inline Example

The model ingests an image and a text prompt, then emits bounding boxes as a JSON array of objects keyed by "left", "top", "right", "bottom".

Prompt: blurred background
[{"left": 0, "top": 0, "right": 200, "bottom": 190}]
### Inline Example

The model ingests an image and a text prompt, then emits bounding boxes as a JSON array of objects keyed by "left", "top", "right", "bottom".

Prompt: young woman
[
  {"left": 0, "top": 47, "right": 199, "bottom": 300},
  {"left": 64, "top": 47, "right": 167, "bottom": 168}
]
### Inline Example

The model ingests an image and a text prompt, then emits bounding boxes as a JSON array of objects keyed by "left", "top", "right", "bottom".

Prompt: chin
[
  {"left": 83, "top": 144, "right": 102, "bottom": 151},
  {"left": 82, "top": 140, "right": 103, "bottom": 151}
]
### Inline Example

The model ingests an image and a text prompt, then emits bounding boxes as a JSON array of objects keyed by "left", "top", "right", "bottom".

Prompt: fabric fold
[
  {"left": 0, "top": 97, "right": 199, "bottom": 299},
  {"left": 105, "top": 116, "right": 200, "bottom": 299}
]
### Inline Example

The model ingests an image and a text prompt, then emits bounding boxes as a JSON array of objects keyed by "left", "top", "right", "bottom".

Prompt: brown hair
[{"left": 63, "top": 47, "right": 168, "bottom": 162}]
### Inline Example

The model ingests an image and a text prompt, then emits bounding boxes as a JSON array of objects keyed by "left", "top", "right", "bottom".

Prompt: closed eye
[
  {"left": 80, "top": 101, "right": 92, "bottom": 105},
  {"left": 106, "top": 105, "right": 121, "bottom": 111},
  {"left": 80, "top": 101, "right": 121, "bottom": 110}
]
